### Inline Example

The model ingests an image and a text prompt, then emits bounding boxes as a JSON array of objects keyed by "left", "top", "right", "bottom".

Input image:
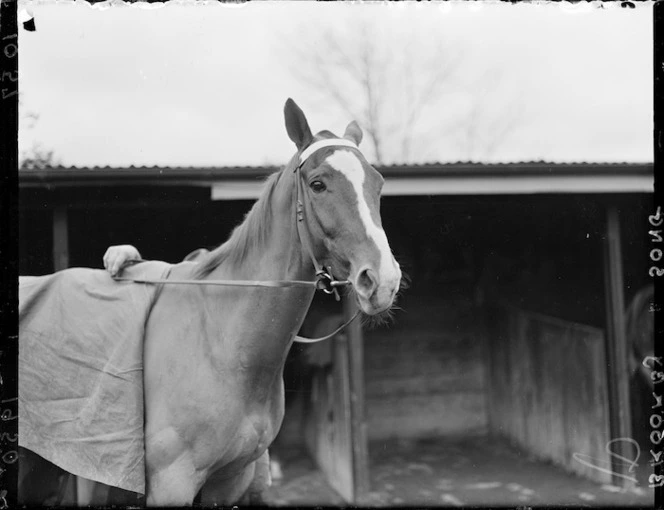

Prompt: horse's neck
[
  {"left": 204, "top": 171, "right": 316, "bottom": 361},
  {"left": 210, "top": 171, "right": 312, "bottom": 282}
]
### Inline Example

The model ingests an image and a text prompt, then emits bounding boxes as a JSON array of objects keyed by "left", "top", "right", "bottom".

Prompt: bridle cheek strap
[
  {"left": 295, "top": 166, "right": 323, "bottom": 276},
  {"left": 294, "top": 139, "right": 358, "bottom": 299},
  {"left": 295, "top": 165, "right": 338, "bottom": 295}
]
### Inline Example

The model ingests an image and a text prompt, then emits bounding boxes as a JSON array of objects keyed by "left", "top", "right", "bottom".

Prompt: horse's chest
[
  {"left": 203, "top": 412, "right": 277, "bottom": 476},
  {"left": 198, "top": 380, "right": 284, "bottom": 471},
  {"left": 147, "top": 352, "right": 285, "bottom": 479}
]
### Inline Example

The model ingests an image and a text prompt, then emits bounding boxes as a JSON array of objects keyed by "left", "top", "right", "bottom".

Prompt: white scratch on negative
[
  {"left": 600, "top": 484, "right": 623, "bottom": 493},
  {"left": 465, "top": 481, "right": 502, "bottom": 490},
  {"left": 440, "top": 493, "right": 463, "bottom": 506}
]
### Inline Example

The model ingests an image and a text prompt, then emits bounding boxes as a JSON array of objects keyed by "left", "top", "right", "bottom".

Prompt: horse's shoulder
[
  {"left": 123, "top": 260, "right": 173, "bottom": 280},
  {"left": 164, "top": 260, "right": 199, "bottom": 279}
]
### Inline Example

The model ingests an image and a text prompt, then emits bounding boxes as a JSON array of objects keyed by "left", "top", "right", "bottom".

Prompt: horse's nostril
[{"left": 356, "top": 268, "right": 377, "bottom": 296}]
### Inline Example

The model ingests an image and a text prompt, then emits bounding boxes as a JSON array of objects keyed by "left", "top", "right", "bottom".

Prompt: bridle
[
  {"left": 113, "top": 138, "right": 363, "bottom": 343},
  {"left": 294, "top": 137, "right": 359, "bottom": 299}
]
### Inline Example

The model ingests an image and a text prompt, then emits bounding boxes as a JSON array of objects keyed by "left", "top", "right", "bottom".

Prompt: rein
[
  {"left": 113, "top": 138, "right": 362, "bottom": 344},
  {"left": 113, "top": 270, "right": 337, "bottom": 290}
]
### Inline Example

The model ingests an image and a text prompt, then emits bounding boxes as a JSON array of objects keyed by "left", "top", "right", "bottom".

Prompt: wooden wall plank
[
  {"left": 304, "top": 362, "right": 354, "bottom": 502},
  {"left": 52, "top": 206, "right": 69, "bottom": 271},
  {"left": 366, "top": 392, "right": 487, "bottom": 440},
  {"left": 363, "top": 293, "right": 488, "bottom": 440},
  {"left": 344, "top": 298, "right": 370, "bottom": 502},
  {"left": 602, "top": 205, "right": 634, "bottom": 485},
  {"left": 303, "top": 299, "right": 369, "bottom": 504},
  {"left": 487, "top": 303, "right": 612, "bottom": 484}
]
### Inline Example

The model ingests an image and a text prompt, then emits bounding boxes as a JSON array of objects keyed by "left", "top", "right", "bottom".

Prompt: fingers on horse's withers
[
  {"left": 103, "top": 250, "right": 118, "bottom": 275},
  {"left": 105, "top": 257, "right": 117, "bottom": 276}
]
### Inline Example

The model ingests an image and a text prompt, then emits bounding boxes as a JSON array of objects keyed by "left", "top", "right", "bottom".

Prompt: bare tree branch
[
  {"left": 279, "top": 19, "right": 526, "bottom": 163},
  {"left": 20, "top": 93, "right": 60, "bottom": 169}
]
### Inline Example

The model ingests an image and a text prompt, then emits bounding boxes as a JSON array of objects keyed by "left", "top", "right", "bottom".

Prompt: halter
[{"left": 113, "top": 138, "right": 362, "bottom": 343}]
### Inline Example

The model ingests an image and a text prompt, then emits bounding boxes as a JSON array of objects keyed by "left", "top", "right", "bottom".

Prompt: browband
[{"left": 299, "top": 138, "right": 358, "bottom": 166}]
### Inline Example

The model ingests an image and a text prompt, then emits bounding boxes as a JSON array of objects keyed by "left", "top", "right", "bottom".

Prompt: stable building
[{"left": 19, "top": 161, "right": 653, "bottom": 503}]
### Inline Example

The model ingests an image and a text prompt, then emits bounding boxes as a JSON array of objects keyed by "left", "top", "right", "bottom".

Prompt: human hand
[{"left": 103, "top": 245, "right": 142, "bottom": 276}]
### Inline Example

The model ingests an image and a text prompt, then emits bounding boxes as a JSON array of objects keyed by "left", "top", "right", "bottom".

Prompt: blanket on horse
[{"left": 19, "top": 261, "right": 172, "bottom": 495}]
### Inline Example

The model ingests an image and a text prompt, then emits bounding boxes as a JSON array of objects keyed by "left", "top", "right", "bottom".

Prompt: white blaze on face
[{"left": 325, "top": 150, "right": 398, "bottom": 285}]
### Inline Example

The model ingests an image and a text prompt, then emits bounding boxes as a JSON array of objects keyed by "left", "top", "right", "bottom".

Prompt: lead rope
[{"left": 293, "top": 311, "right": 359, "bottom": 344}]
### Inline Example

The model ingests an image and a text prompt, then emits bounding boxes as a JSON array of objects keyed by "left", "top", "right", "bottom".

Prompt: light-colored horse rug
[{"left": 19, "top": 261, "right": 171, "bottom": 494}]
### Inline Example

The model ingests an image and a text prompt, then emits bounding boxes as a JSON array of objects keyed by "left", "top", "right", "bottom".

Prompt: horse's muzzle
[{"left": 354, "top": 261, "right": 401, "bottom": 315}]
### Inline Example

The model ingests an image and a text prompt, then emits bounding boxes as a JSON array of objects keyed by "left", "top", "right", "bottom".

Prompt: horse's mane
[
  {"left": 193, "top": 133, "right": 338, "bottom": 279},
  {"left": 192, "top": 160, "right": 294, "bottom": 279}
]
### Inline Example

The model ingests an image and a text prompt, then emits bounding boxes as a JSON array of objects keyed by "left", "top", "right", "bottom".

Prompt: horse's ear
[
  {"left": 343, "top": 121, "right": 363, "bottom": 146},
  {"left": 284, "top": 98, "right": 313, "bottom": 150}
]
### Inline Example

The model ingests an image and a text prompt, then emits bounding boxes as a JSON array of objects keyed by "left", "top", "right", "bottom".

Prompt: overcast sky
[{"left": 19, "top": 1, "right": 652, "bottom": 167}]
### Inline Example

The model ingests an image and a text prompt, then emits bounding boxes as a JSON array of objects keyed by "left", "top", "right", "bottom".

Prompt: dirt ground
[{"left": 263, "top": 435, "right": 654, "bottom": 507}]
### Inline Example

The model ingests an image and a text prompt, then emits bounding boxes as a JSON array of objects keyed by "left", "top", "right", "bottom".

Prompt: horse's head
[{"left": 284, "top": 98, "right": 402, "bottom": 316}]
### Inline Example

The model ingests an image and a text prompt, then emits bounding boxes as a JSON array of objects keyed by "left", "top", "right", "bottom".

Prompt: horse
[
  {"left": 625, "top": 284, "right": 654, "bottom": 390},
  {"left": 624, "top": 283, "right": 655, "bottom": 483},
  {"left": 18, "top": 98, "right": 402, "bottom": 506}
]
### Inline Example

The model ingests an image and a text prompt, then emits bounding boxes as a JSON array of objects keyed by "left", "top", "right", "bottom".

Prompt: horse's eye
[{"left": 310, "top": 181, "right": 327, "bottom": 193}]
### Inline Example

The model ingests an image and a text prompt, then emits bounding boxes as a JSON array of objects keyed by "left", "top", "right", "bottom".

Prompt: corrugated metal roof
[{"left": 18, "top": 161, "right": 654, "bottom": 187}]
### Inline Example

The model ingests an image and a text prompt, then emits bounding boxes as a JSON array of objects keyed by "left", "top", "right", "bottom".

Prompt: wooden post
[
  {"left": 602, "top": 205, "right": 633, "bottom": 486},
  {"left": 76, "top": 478, "right": 97, "bottom": 505},
  {"left": 52, "top": 205, "right": 69, "bottom": 271},
  {"left": 52, "top": 204, "right": 79, "bottom": 501},
  {"left": 19, "top": 210, "right": 27, "bottom": 273},
  {"left": 51, "top": 207, "right": 110, "bottom": 504},
  {"left": 343, "top": 297, "right": 370, "bottom": 503}
]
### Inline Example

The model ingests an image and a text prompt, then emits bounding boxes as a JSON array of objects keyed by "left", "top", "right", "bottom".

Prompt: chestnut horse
[
  {"left": 136, "top": 99, "right": 401, "bottom": 504},
  {"left": 136, "top": 99, "right": 400, "bottom": 504},
  {"left": 18, "top": 99, "right": 401, "bottom": 505},
  {"left": 19, "top": 99, "right": 401, "bottom": 505}
]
